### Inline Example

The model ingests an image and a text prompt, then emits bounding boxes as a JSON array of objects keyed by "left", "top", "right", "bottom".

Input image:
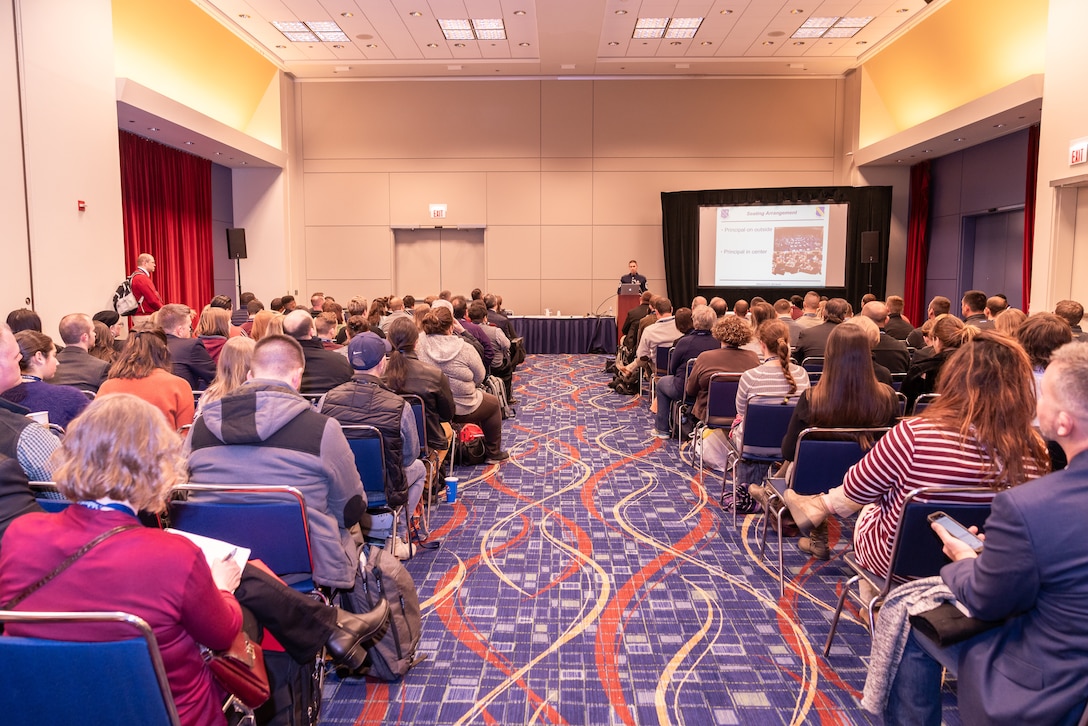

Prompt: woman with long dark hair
[
  {"left": 382, "top": 317, "right": 457, "bottom": 470},
  {"left": 97, "top": 330, "right": 194, "bottom": 429},
  {"left": 784, "top": 332, "right": 1049, "bottom": 578},
  {"left": 900, "top": 313, "right": 973, "bottom": 409},
  {"left": 2, "top": 330, "right": 89, "bottom": 428}
]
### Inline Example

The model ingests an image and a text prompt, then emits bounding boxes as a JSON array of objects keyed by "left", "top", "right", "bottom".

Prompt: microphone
[{"left": 593, "top": 294, "right": 617, "bottom": 316}]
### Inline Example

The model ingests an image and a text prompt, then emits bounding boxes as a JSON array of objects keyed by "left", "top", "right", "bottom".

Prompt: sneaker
[
  {"left": 652, "top": 428, "right": 670, "bottom": 439},
  {"left": 486, "top": 450, "right": 510, "bottom": 463},
  {"left": 391, "top": 537, "right": 411, "bottom": 561}
]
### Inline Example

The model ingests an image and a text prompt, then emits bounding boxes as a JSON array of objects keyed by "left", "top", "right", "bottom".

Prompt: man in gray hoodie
[{"left": 187, "top": 334, "right": 367, "bottom": 591}]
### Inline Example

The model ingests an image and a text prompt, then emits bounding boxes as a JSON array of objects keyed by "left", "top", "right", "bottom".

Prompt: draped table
[{"left": 508, "top": 316, "right": 617, "bottom": 355}]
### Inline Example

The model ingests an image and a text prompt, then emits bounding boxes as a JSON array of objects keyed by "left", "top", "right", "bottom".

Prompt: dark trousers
[
  {"left": 454, "top": 392, "right": 503, "bottom": 457},
  {"left": 236, "top": 564, "right": 338, "bottom": 664}
]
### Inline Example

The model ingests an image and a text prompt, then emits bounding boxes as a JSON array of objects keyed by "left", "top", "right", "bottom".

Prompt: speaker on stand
[
  {"left": 860, "top": 231, "right": 879, "bottom": 294},
  {"left": 227, "top": 228, "right": 247, "bottom": 304}
]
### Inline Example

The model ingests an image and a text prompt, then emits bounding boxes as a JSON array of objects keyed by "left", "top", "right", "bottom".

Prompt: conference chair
[
  {"left": 895, "top": 391, "right": 909, "bottom": 417},
  {"left": 823, "top": 485, "right": 993, "bottom": 656},
  {"left": 912, "top": 392, "right": 941, "bottom": 415},
  {"left": 725, "top": 397, "right": 798, "bottom": 526},
  {"left": 890, "top": 372, "right": 907, "bottom": 391},
  {"left": 30, "top": 482, "right": 162, "bottom": 526},
  {"left": 758, "top": 427, "right": 889, "bottom": 596},
  {"left": 340, "top": 424, "right": 408, "bottom": 559},
  {"left": 801, "top": 356, "right": 824, "bottom": 383},
  {"left": 400, "top": 393, "right": 435, "bottom": 532},
  {"left": 192, "top": 389, "right": 203, "bottom": 409},
  {"left": 0, "top": 610, "right": 186, "bottom": 726},
  {"left": 694, "top": 372, "right": 743, "bottom": 479},
  {"left": 301, "top": 392, "right": 327, "bottom": 410},
  {"left": 673, "top": 358, "right": 698, "bottom": 445}
]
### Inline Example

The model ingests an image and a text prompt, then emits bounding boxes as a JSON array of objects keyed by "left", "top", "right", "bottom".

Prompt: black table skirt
[{"left": 509, "top": 316, "right": 617, "bottom": 355}]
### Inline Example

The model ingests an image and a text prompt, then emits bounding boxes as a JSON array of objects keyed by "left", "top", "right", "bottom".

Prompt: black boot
[{"left": 324, "top": 600, "right": 390, "bottom": 671}]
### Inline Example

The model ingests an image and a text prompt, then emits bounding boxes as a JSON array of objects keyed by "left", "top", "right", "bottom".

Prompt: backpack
[
  {"left": 342, "top": 544, "right": 425, "bottom": 681},
  {"left": 113, "top": 273, "right": 140, "bottom": 316},
  {"left": 454, "top": 424, "right": 487, "bottom": 466},
  {"left": 481, "top": 374, "right": 514, "bottom": 419},
  {"left": 253, "top": 650, "right": 321, "bottom": 726}
]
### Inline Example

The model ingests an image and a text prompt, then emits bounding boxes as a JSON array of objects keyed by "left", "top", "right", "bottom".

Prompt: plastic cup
[
  {"left": 445, "top": 477, "right": 459, "bottom": 503},
  {"left": 544, "top": 308, "right": 551, "bottom": 316}
]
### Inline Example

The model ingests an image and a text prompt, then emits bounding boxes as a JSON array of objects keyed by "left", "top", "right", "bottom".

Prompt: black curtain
[{"left": 661, "top": 186, "right": 893, "bottom": 308}]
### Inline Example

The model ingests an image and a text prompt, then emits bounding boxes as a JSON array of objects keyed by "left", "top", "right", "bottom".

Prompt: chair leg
[
  {"left": 777, "top": 507, "right": 785, "bottom": 597},
  {"left": 823, "top": 574, "right": 860, "bottom": 657}
]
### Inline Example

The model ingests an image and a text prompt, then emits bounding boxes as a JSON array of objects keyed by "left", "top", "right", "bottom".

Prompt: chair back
[
  {"left": 790, "top": 427, "right": 889, "bottom": 496},
  {"left": 801, "top": 356, "right": 824, "bottom": 383},
  {"left": 400, "top": 393, "right": 429, "bottom": 458},
  {"left": 341, "top": 424, "right": 387, "bottom": 506},
  {"left": 912, "top": 392, "right": 940, "bottom": 415},
  {"left": 168, "top": 484, "right": 314, "bottom": 583},
  {"left": 704, "top": 372, "right": 742, "bottom": 428},
  {"left": 654, "top": 345, "right": 672, "bottom": 376},
  {"left": 301, "top": 392, "right": 326, "bottom": 410},
  {"left": 886, "top": 486, "right": 994, "bottom": 582},
  {"left": 740, "top": 397, "right": 798, "bottom": 459},
  {"left": 0, "top": 611, "right": 181, "bottom": 726}
]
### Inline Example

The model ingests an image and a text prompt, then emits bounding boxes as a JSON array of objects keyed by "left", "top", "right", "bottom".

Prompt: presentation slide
[{"left": 697, "top": 203, "right": 848, "bottom": 288}]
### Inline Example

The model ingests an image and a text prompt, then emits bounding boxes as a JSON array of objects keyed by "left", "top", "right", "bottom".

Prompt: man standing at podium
[{"left": 619, "top": 260, "right": 647, "bottom": 293}]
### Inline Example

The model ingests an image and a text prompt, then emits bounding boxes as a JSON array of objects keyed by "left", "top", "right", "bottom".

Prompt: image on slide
[{"left": 772, "top": 226, "right": 824, "bottom": 276}]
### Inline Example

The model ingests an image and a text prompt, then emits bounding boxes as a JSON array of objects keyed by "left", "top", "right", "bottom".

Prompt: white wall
[{"left": 0, "top": 2, "right": 31, "bottom": 317}]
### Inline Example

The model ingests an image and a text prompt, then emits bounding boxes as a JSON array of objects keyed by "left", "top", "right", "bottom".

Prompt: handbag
[
  {"left": 202, "top": 629, "right": 270, "bottom": 708},
  {"left": 909, "top": 601, "right": 1003, "bottom": 647}
]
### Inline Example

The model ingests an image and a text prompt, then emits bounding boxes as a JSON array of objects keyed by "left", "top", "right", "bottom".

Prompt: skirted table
[{"left": 508, "top": 316, "right": 617, "bottom": 355}]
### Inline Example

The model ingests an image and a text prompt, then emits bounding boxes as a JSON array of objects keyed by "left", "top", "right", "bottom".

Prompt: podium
[{"left": 616, "top": 294, "right": 641, "bottom": 345}]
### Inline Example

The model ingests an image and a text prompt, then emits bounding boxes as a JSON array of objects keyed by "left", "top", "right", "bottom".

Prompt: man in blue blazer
[{"left": 885, "top": 341, "right": 1088, "bottom": 725}]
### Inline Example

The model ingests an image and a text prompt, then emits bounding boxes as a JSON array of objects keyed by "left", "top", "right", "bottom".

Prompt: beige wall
[
  {"left": 0, "top": 2, "right": 31, "bottom": 316},
  {"left": 297, "top": 78, "right": 843, "bottom": 314},
  {"left": 6, "top": 0, "right": 126, "bottom": 335}
]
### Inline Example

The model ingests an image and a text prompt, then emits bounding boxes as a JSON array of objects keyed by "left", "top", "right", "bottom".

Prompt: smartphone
[{"left": 928, "top": 511, "right": 984, "bottom": 554}]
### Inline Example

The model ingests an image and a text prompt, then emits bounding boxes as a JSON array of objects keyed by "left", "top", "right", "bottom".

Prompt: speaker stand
[{"left": 235, "top": 257, "right": 243, "bottom": 306}]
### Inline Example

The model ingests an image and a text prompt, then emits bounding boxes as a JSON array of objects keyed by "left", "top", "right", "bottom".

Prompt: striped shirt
[
  {"left": 735, "top": 358, "right": 810, "bottom": 417},
  {"left": 846, "top": 416, "right": 1043, "bottom": 580}
]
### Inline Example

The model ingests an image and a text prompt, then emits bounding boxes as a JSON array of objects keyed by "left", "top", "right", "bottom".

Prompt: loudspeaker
[
  {"left": 860, "top": 231, "right": 879, "bottom": 263},
  {"left": 226, "top": 228, "right": 247, "bottom": 260}
]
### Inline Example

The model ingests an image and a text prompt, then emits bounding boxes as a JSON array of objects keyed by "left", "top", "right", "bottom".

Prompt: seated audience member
[
  {"left": 900, "top": 314, "right": 972, "bottom": 410},
  {"left": 1017, "top": 313, "right": 1074, "bottom": 390},
  {"left": 196, "top": 336, "right": 256, "bottom": 413},
  {"left": 412, "top": 304, "right": 431, "bottom": 329},
  {"left": 0, "top": 394, "right": 389, "bottom": 726},
  {"left": 280, "top": 295, "right": 298, "bottom": 313},
  {"left": 240, "top": 298, "right": 263, "bottom": 336},
  {"left": 994, "top": 307, "right": 1027, "bottom": 337},
  {"left": 315, "top": 313, "right": 343, "bottom": 350},
  {"left": 194, "top": 305, "right": 230, "bottom": 362},
  {"left": 310, "top": 291, "right": 325, "bottom": 315},
  {"left": 322, "top": 299, "right": 345, "bottom": 331},
  {"left": 250, "top": 309, "right": 282, "bottom": 341},
  {"left": 907, "top": 295, "right": 952, "bottom": 349},
  {"left": 709, "top": 296, "right": 728, "bottom": 318},
  {"left": 232, "top": 291, "right": 256, "bottom": 327},
  {"left": 402, "top": 295, "right": 415, "bottom": 312},
  {"left": 732, "top": 299, "right": 750, "bottom": 319},
  {"left": 186, "top": 335, "right": 370, "bottom": 590},
  {"left": 451, "top": 296, "right": 495, "bottom": 368},
  {"left": 2, "top": 331, "right": 89, "bottom": 429},
  {"left": 382, "top": 317, "right": 456, "bottom": 473},
  {"left": 92, "top": 310, "right": 127, "bottom": 354},
  {"left": 729, "top": 319, "right": 810, "bottom": 513},
  {"left": 283, "top": 309, "right": 353, "bottom": 394},
  {"left": 753, "top": 323, "right": 898, "bottom": 558},
  {"left": 50, "top": 313, "right": 110, "bottom": 393},
  {"left": 484, "top": 294, "right": 516, "bottom": 340},
  {"left": 0, "top": 324, "right": 60, "bottom": 480},
  {"left": 620, "top": 291, "right": 654, "bottom": 360},
  {"left": 322, "top": 332, "right": 427, "bottom": 559},
  {"left": 784, "top": 332, "right": 1047, "bottom": 577},
  {"left": 774, "top": 298, "right": 804, "bottom": 346},
  {"left": 417, "top": 307, "right": 507, "bottom": 463},
  {"left": 620, "top": 297, "right": 681, "bottom": 380},
  {"left": 270, "top": 296, "right": 284, "bottom": 313},
  {"left": 653, "top": 305, "right": 719, "bottom": 438},
  {"left": 961, "top": 290, "right": 991, "bottom": 328},
  {"left": 789, "top": 294, "right": 804, "bottom": 320},
  {"left": 366, "top": 298, "right": 389, "bottom": 334},
  {"left": 1054, "top": 299, "right": 1085, "bottom": 340},
  {"left": 795, "top": 291, "right": 822, "bottom": 329},
  {"left": 89, "top": 321, "right": 119, "bottom": 363},
  {"left": 880, "top": 341, "right": 1088, "bottom": 726},
  {"left": 379, "top": 297, "right": 412, "bottom": 332},
  {"left": 862, "top": 301, "right": 910, "bottom": 374},
  {"left": 859, "top": 293, "right": 877, "bottom": 308},
  {"left": 793, "top": 297, "right": 850, "bottom": 363},
  {"left": 335, "top": 298, "right": 369, "bottom": 344},
  {"left": 985, "top": 294, "right": 1008, "bottom": 323},
  {"left": 467, "top": 300, "right": 510, "bottom": 370},
  {"left": 685, "top": 315, "right": 760, "bottom": 425},
  {"left": 841, "top": 315, "right": 895, "bottom": 386},
  {"left": 5, "top": 308, "right": 41, "bottom": 334},
  {"left": 883, "top": 295, "right": 913, "bottom": 340},
  {"left": 158, "top": 303, "right": 216, "bottom": 390},
  {"left": 99, "top": 330, "right": 194, "bottom": 429}
]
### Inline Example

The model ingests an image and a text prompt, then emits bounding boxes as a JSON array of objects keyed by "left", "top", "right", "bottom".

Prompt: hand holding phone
[{"left": 929, "top": 511, "right": 984, "bottom": 558}]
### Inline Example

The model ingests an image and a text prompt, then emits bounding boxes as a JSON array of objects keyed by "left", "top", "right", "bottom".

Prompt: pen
[{"left": 224, "top": 547, "right": 237, "bottom": 562}]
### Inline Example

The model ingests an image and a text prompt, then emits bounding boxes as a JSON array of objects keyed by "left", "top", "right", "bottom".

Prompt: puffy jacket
[
  {"left": 416, "top": 333, "right": 484, "bottom": 415},
  {"left": 186, "top": 379, "right": 366, "bottom": 590},
  {"left": 383, "top": 354, "right": 455, "bottom": 452},
  {"left": 321, "top": 375, "right": 408, "bottom": 508}
]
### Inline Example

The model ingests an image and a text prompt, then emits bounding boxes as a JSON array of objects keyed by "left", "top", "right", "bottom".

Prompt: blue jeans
[
  {"left": 655, "top": 375, "right": 683, "bottom": 433},
  {"left": 884, "top": 629, "right": 961, "bottom": 725}
]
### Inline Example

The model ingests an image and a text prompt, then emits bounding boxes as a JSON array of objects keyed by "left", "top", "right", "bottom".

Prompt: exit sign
[
  {"left": 1071, "top": 140, "right": 1088, "bottom": 166},
  {"left": 429, "top": 204, "right": 447, "bottom": 219}
]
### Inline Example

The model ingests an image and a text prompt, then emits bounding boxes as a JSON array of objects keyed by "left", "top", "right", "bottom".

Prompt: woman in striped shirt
[{"left": 784, "top": 332, "right": 1049, "bottom": 580}]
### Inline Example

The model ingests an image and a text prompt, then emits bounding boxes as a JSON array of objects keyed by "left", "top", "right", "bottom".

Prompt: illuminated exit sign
[{"left": 1070, "top": 140, "right": 1088, "bottom": 166}]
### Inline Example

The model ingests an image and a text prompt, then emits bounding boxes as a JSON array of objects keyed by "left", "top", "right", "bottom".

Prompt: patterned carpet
[{"left": 320, "top": 354, "right": 960, "bottom": 725}]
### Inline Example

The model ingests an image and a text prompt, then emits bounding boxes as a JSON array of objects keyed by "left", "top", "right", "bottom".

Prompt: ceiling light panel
[
  {"left": 837, "top": 16, "right": 873, "bottom": 28},
  {"left": 272, "top": 20, "right": 348, "bottom": 43},
  {"left": 664, "top": 27, "right": 697, "bottom": 39},
  {"left": 633, "top": 28, "right": 665, "bottom": 39},
  {"left": 438, "top": 19, "right": 471, "bottom": 30},
  {"left": 635, "top": 18, "right": 669, "bottom": 29},
  {"left": 800, "top": 17, "right": 839, "bottom": 28},
  {"left": 823, "top": 26, "right": 860, "bottom": 38}
]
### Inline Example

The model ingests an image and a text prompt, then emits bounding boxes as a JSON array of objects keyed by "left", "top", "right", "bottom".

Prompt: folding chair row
[{"left": 725, "top": 397, "right": 798, "bottom": 526}]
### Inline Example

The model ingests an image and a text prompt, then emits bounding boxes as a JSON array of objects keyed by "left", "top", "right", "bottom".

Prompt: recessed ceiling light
[
  {"left": 615, "top": 9, "right": 627, "bottom": 14},
  {"left": 700, "top": 41, "right": 712, "bottom": 45},
  {"left": 897, "top": 7, "right": 909, "bottom": 12},
  {"left": 669, "top": 41, "right": 682, "bottom": 45},
  {"left": 608, "top": 41, "right": 620, "bottom": 46},
  {"left": 994, "top": 123, "right": 1006, "bottom": 128},
  {"left": 128, "top": 119, "right": 135, "bottom": 123},
  {"left": 238, "top": 14, "right": 249, "bottom": 19},
  {"left": 793, "top": 41, "right": 805, "bottom": 45},
  {"left": 341, "top": 12, "right": 353, "bottom": 18},
  {"left": 184, "top": 141, "right": 194, "bottom": 145},
  {"left": 427, "top": 43, "right": 438, "bottom": 48},
  {"left": 790, "top": 9, "right": 804, "bottom": 14},
  {"left": 409, "top": 11, "right": 422, "bottom": 17},
  {"left": 518, "top": 42, "right": 530, "bottom": 47},
  {"left": 332, "top": 44, "right": 343, "bottom": 48},
  {"left": 215, "top": 152, "right": 222, "bottom": 155},
  {"left": 953, "top": 137, "right": 966, "bottom": 142},
  {"left": 275, "top": 44, "right": 286, "bottom": 48},
  {"left": 241, "top": 161, "right": 247, "bottom": 165},
  {"left": 453, "top": 42, "right": 465, "bottom": 47},
  {"left": 148, "top": 127, "right": 159, "bottom": 131},
  {"left": 762, "top": 41, "right": 775, "bottom": 45},
  {"left": 856, "top": 40, "right": 867, "bottom": 44},
  {"left": 897, "top": 159, "right": 903, "bottom": 163},
  {"left": 721, "top": 9, "right": 733, "bottom": 14},
  {"left": 366, "top": 43, "right": 377, "bottom": 48},
  {"left": 513, "top": 10, "right": 526, "bottom": 16},
  {"left": 922, "top": 149, "right": 932, "bottom": 153}
]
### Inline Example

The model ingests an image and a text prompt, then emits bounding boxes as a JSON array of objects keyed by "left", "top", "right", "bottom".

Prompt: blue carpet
[{"left": 320, "top": 354, "right": 959, "bottom": 725}]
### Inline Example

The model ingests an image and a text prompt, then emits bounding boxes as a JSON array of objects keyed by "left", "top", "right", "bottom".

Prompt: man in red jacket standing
[{"left": 130, "top": 252, "right": 164, "bottom": 326}]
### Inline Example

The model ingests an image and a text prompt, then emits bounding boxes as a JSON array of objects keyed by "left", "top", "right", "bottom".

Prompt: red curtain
[
  {"left": 118, "top": 130, "right": 214, "bottom": 313},
  {"left": 903, "top": 160, "right": 932, "bottom": 325},
  {"left": 1023, "top": 124, "right": 1041, "bottom": 313}
]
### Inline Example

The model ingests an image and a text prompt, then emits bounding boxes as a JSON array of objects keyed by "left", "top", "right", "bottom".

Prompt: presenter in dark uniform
[{"left": 619, "top": 260, "right": 648, "bottom": 293}]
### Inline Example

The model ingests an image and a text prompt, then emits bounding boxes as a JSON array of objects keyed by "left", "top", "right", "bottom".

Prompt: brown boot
[
  {"left": 797, "top": 521, "right": 830, "bottom": 560},
  {"left": 783, "top": 490, "right": 830, "bottom": 535}
]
